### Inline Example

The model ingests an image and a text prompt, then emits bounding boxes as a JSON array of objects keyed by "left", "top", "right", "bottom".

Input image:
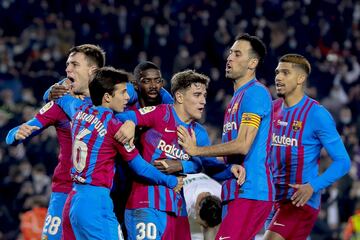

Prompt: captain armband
[{"left": 241, "top": 113, "right": 261, "bottom": 129}]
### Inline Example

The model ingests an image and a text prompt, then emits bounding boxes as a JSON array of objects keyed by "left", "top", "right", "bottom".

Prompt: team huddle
[{"left": 6, "top": 33, "right": 350, "bottom": 240}]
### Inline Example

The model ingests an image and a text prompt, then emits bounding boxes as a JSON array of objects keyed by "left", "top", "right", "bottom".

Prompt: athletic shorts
[
  {"left": 216, "top": 198, "right": 273, "bottom": 240},
  {"left": 125, "top": 208, "right": 191, "bottom": 240},
  {"left": 267, "top": 200, "right": 319, "bottom": 239},
  {"left": 41, "top": 192, "right": 68, "bottom": 240},
  {"left": 69, "top": 184, "right": 124, "bottom": 240},
  {"left": 61, "top": 190, "right": 76, "bottom": 240}
]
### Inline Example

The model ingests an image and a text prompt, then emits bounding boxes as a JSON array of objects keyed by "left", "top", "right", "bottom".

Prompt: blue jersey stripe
[
  {"left": 148, "top": 185, "right": 155, "bottom": 209},
  {"left": 87, "top": 110, "right": 112, "bottom": 184},
  {"left": 158, "top": 185, "right": 166, "bottom": 210},
  {"left": 168, "top": 188, "right": 174, "bottom": 213},
  {"left": 229, "top": 179, "right": 236, "bottom": 200}
]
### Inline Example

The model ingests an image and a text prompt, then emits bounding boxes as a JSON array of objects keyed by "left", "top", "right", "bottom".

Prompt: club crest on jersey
[
  {"left": 231, "top": 103, "right": 239, "bottom": 114},
  {"left": 39, "top": 101, "right": 54, "bottom": 114},
  {"left": 139, "top": 106, "right": 156, "bottom": 115},
  {"left": 292, "top": 120, "right": 302, "bottom": 131}
]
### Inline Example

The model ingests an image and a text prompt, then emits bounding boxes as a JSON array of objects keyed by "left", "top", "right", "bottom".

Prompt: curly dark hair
[{"left": 199, "top": 195, "right": 222, "bottom": 228}]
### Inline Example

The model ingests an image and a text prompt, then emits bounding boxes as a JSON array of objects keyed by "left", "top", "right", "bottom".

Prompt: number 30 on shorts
[
  {"left": 136, "top": 222, "right": 157, "bottom": 240},
  {"left": 43, "top": 215, "right": 61, "bottom": 235}
]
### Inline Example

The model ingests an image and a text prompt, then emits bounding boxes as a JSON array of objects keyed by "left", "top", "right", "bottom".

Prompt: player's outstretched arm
[
  {"left": 6, "top": 119, "right": 42, "bottom": 145},
  {"left": 152, "top": 157, "right": 203, "bottom": 175},
  {"left": 177, "top": 123, "right": 258, "bottom": 157},
  {"left": 153, "top": 159, "right": 183, "bottom": 174},
  {"left": 128, "top": 154, "right": 181, "bottom": 191}
]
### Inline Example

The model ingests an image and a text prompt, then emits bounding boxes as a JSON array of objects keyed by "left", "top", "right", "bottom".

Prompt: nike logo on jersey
[
  {"left": 164, "top": 128, "right": 176, "bottom": 133},
  {"left": 219, "top": 236, "right": 230, "bottom": 240},
  {"left": 273, "top": 221, "right": 285, "bottom": 227}
]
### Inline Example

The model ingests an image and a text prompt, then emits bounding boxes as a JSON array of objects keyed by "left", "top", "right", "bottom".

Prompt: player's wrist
[
  {"left": 308, "top": 181, "right": 317, "bottom": 193},
  {"left": 167, "top": 175, "right": 178, "bottom": 189}
]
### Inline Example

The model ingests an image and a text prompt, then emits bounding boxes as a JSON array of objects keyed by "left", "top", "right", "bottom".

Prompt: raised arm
[
  {"left": 6, "top": 101, "right": 67, "bottom": 145},
  {"left": 6, "top": 118, "right": 42, "bottom": 145}
]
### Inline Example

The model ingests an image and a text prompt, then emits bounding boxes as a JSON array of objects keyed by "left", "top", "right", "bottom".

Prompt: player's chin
[
  {"left": 225, "top": 71, "right": 233, "bottom": 79},
  {"left": 276, "top": 91, "right": 285, "bottom": 98},
  {"left": 193, "top": 112, "right": 202, "bottom": 120}
]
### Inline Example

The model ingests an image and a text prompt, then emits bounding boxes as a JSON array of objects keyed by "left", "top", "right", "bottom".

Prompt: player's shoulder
[
  {"left": 245, "top": 81, "right": 272, "bottom": 100},
  {"left": 192, "top": 122, "right": 210, "bottom": 141},
  {"left": 307, "top": 98, "right": 334, "bottom": 121},
  {"left": 38, "top": 101, "right": 66, "bottom": 117},
  {"left": 192, "top": 121, "right": 207, "bottom": 133}
]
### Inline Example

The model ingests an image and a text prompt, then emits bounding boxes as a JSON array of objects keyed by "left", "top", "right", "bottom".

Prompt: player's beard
[{"left": 276, "top": 92, "right": 285, "bottom": 98}]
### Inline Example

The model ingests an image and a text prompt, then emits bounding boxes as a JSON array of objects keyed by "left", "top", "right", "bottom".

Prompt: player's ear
[
  {"left": 175, "top": 91, "right": 184, "bottom": 104},
  {"left": 248, "top": 58, "right": 259, "bottom": 70},
  {"left": 103, "top": 92, "right": 112, "bottom": 103},
  {"left": 89, "top": 65, "right": 97, "bottom": 75},
  {"left": 297, "top": 73, "right": 306, "bottom": 85}
]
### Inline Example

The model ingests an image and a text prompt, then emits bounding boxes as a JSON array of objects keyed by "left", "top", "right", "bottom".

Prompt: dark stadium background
[{"left": 0, "top": 0, "right": 359, "bottom": 239}]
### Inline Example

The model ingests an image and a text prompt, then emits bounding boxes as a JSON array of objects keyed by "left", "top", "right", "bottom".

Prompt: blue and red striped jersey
[
  {"left": 272, "top": 95, "right": 350, "bottom": 209},
  {"left": 56, "top": 95, "right": 139, "bottom": 189},
  {"left": 221, "top": 78, "right": 274, "bottom": 202},
  {"left": 122, "top": 104, "right": 219, "bottom": 216}
]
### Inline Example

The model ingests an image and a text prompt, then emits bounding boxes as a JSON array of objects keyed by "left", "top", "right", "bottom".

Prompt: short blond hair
[{"left": 279, "top": 54, "right": 311, "bottom": 76}]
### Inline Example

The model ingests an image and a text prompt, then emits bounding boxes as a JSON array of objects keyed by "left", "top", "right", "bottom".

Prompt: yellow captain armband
[{"left": 241, "top": 113, "right": 261, "bottom": 128}]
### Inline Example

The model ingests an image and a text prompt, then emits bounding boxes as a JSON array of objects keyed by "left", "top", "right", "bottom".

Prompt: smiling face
[
  {"left": 181, "top": 83, "right": 207, "bottom": 121},
  {"left": 274, "top": 62, "right": 304, "bottom": 98},
  {"left": 65, "top": 52, "right": 94, "bottom": 95},
  {"left": 138, "top": 68, "right": 163, "bottom": 105}
]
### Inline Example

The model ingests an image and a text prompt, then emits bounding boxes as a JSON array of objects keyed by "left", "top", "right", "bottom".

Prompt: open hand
[
  {"left": 177, "top": 125, "right": 197, "bottom": 156},
  {"left": 289, "top": 183, "right": 314, "bottom": 207}
]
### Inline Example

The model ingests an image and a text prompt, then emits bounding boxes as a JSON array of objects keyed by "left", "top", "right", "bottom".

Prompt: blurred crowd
[{"left": 0, "top": 0, "right": 359, "bottom": 239}]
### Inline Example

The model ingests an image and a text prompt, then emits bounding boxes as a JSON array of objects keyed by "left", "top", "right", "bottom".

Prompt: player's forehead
[
  {"left": 275, "top": 62, "right": 293, "bottom": 71},
  {"left": 187, "top": 83, "right": 207, "bottom": 93},
  {"left": 140, "top": 69, "right": 161, "bottom": 79},
  {"left": 114, "top": 82, "right": 127, "bottom": 91},
  {"left": 66, "top": 52, "right": 87, "bottom": 64},
  {"left": 230, "top": 40, "right": 251, "bottom": 53}
]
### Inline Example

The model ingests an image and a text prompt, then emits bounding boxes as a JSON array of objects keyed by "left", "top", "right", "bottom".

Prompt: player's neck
[
  {"left": 283, "top": 91, "right": 305, "bottom": 108},
  {"left": 83, "top": 89, "right": 90, "bottom": 97},
  {"left": 173, "top": 104, "right": 192, "bottom": 124},
  {"left": 233, "top": 72, "right": 255, "bottom": 91},
  {"left": 139, "top": 97, "right": 159, "bottom": 108}
]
